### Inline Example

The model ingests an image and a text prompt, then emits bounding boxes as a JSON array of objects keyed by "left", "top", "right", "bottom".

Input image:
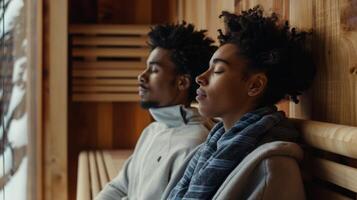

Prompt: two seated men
[{"left": 96, "top": 6, "right": 315, "bottom": 200}]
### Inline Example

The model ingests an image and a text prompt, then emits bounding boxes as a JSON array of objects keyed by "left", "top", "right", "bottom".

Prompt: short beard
[{"left": 140, "top": 101, "right": 160, "bottom": 109}]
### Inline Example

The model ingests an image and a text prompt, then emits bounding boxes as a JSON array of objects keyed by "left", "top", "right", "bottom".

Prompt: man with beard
[{"left": 95, "top": 22, "right": 217, "bottom": 200}]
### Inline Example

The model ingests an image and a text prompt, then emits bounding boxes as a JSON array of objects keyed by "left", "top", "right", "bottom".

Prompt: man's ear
[
  {"left": 177, "top": 74, "right": 191, "bottom": 91},
  {"left": 247, "top": 73, "right": 267, "bottom": 97}
]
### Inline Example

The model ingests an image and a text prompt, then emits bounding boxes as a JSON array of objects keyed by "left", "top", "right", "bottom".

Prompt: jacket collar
[{"left": 149, "top": 105, "right": 203, "bottom": 128}]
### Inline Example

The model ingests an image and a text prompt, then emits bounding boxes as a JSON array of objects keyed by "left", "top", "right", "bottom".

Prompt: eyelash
[{"left": 149, "top": 67, "right": 158, "bottom": 73}]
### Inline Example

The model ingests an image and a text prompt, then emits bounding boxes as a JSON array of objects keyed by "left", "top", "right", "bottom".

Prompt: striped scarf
[{"left": 167, "top": 106, "right": 285, "bottom": 200}]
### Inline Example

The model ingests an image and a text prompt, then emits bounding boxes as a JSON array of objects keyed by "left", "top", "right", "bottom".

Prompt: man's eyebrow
[
  {"left": 148, "top": 61, "right": 161, "bottom": 65},
  {"left": 212, "top": 58, "right": 230, "bottom": 65}
]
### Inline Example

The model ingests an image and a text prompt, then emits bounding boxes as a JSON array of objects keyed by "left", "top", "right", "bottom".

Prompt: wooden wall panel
[
  {"left": 97, "top": 0, "right": 136, "bottom": 23},
  {"left": 308, "top": 0, "right": 357, "bottom": 126},
  {"left": 177, "top": 0, "right": 235, "bottom": 42},
  {"left": 68, "top": 102, "right": 152, "bottom": 199},
  {"left": 44, "top": 0, "right": 68, "bottom": 199},
  {"left": 235, "top": 0, "right": 357, "bottom": 126},
  {"left": 235, "top": 0, "right": 290, "bottom": 20},
  {"left": 69, "top": 0, "right": 178, "bottom": 24},
  {"left": 112, "top": 103, "right": 152, "bottom": 149}
]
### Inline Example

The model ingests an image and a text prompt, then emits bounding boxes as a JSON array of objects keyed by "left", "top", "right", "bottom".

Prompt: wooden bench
[
  {"left": 76, "top": 150, "right": 133, "bottom": 200},
  {"left": 76, "top": 119, "right": 357, "bottom": 200},
  {"left": 291, "top": 119, "right": 357, "bottom": 199}
]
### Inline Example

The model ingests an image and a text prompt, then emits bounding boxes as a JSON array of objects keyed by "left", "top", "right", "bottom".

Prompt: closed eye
[{"left": 214, "top": 70, "right": 224, "bottom": 74}]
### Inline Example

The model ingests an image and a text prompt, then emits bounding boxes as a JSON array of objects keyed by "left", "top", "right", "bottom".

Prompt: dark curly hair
[
  {"left": 148, "top": 22, "right": 217, "bottom": 103},
  {"left": 218, "top": 6, "right": 316, "bottom": 105}
]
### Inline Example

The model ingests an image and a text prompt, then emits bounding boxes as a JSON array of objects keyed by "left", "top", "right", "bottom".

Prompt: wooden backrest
[
  {"left": 69, "top": 24, "right": 150, "bottom": 102},
  {"left": 290, "top": 119, "right": 357, "bottom": 200}
]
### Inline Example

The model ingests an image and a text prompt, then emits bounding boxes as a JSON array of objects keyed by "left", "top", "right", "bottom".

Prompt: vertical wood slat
[
  {"left": 89, "top": 151, "right": 100, "bottom": 198},
  {"left": 102, "top": 151, "right": 118, "bottom": 180},
  {"left": 46, "top": 0, "right": 68, "bottom": 199},
  {"left": 97, "top": 103, "right": 113, "bottom": 148},
  {"left": 27, "top": 0, "right": 43, "bottom": 199},
  {"left": 96, "top": 151, "right": 110, "bottom": 188},
  {"left": 76, "top": 152, "right": 90, "bottom": 200}
]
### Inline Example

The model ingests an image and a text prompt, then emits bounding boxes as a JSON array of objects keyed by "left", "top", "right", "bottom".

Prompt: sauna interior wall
[{"left": 68, "top": 0, "right": 177, "bottom": 199}]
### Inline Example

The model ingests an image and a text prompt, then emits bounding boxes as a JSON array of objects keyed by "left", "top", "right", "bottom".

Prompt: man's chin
[{"left": 140, "top": 101, "right": 160, "bottom": 109}]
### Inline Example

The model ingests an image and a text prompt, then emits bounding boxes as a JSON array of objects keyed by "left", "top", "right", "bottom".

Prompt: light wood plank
[
  {"left": 109, "top": 150, "right": 134, "bottom": 174},
  {"left": 95, "top": 151, "right": 109, "bottom": 189},
  {"left": 45, "top": 0, "right": 68, "bottom": 199},
  {"left": 73, "top": 94, "right": 140, "bottom": 102},
  {"left": 72, "top": 36, "right": 147, "bottom": 46},
  {"left": 73, "top": 61, "right": 145, "bottom": 69},
  {"left": 27, "top": 0, "right": 43, "bottom": 199},
  {"left": 73, "top": 86, "right": 138, "bottom": 92},
  {"left": 291, "top": 119, "right": 357, "bottom": 159},
  {"left": 89, "top": 151, "right": 100, "bottom": 198},
  {"left": 76, "top": 152, "right": 90, "bottom": 200},
  {"left": 73, "top": 69, "right": 142, "bottom": 78},
  {"left": 311, "top": 157, "right": 357, "bottom": 192},
  {"left": 69, "top": 24, "right": 150, "bottom": 35},
  {"left": 72, "top": 47, "right": 149, "bottom": 57},
  {"left": 102, "top": 150, "right": 134, "bottom": 179},
  {"left": 72, "top": 79, "right": 138, "bottom": 86},
  {"left": 102, "top": 151, "right": 118, "bottom": 180}
]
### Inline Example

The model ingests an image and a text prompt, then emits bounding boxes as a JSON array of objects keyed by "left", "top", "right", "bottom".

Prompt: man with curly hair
[
  {"left": 95, "top": 22, "right": 217, "bottom": 200},
  {"left": 163, "top": 6, "right": 315, "bottom": 200}
]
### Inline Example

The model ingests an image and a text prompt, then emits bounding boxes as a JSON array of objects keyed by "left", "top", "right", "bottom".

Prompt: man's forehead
[{"left": 211, "top": 45, "right": 237, "bottom": 62}]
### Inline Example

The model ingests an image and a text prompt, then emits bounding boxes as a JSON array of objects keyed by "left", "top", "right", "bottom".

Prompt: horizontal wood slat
[
  {"left": 73, "top": 69, "right": 142, "bottom": 78},
  {"left": 73, "top": 94, "right": 140, "bottom": 102},
  {"left": 291, "top": 119, "right": 357, "bottom": 159},
  {"left": 72, "top": 78, "right": 138, "bottom": 86},
  {"left": 70, "top": 24, "right": 149, "bottom": 102},
  {"left": 69, "top": 24, "right": 150, "bottom": 35},
  {"left": 73, "top": 86, "right": 137, "bottom": 92},
  {"left": 72, "top": 47, "right": 149, "bottom": 58},
  {"left": 73, "top": 61, "right": 145, "bottom": 69},
  {"left": 311, "top": 157, "right": 357, "bottom": 193},
  {"left": 72, "top": 36, "right": 147, "bottom": 46},
  {"left": 308, "top": 184, "right": 353, "bottom": 200}
]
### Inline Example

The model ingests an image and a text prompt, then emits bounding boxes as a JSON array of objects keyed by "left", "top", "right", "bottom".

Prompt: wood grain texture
[
  {"left": 291, "top": 119, "right": 357, "bottom": 159},
  {"left": 68, "top": 1, "right": 176, "bottom": 199},
  {"left": 177, "top": 0, "right": 235, "bottom": 43},
  {"left": 308, "top": 0, "right": 357, "bottom": 126},
  {"left": 44, "top": 0, "right": 68, "bottom": 199},
  {"left": 27, "top": 0, "right": 43, "bottom": 199},
  {"left": 68, "top": 102, "right": 151, "bottom": 199}
]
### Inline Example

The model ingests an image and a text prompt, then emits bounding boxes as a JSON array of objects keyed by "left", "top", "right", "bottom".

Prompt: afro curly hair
[
  {"left": 218, "top": 6, "right": 316, "bottom": 106},
  {"left": 148, "top": 22, "right": 217, "bottom": 103}
]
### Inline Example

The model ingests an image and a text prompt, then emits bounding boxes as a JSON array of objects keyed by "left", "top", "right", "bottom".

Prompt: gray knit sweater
[{"left": 95, "top": 105, "right": 209, "bottom": 200}]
